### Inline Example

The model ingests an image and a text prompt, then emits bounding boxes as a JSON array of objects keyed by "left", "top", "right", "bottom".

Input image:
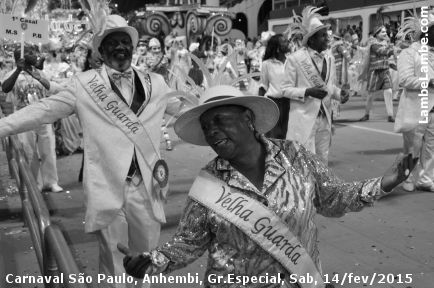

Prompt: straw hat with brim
[
  {"left": 174, "top": 85, "right": 279, "bottom": 146},
  {"left": 92, "top": 15, "right": 138, "bottom": 59},
  {"left": 302, "top": 18, "right": 330, "bottom": 46}
]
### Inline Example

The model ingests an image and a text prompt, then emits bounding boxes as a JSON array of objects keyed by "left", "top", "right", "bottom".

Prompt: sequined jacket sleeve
[
  {"left": 294, "top": 142, "right": 386, "bottom": 217},
  {"left": 155, "top": 197, "right": 212, "bottom": 273},
  {"left": 371, "top": 43, "right": 394, "bottom": 57}
]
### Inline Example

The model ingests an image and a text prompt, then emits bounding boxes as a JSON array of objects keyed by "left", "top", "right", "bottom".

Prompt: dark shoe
[
  {"left": 387, "top": 116, "right": 395, "bottom": 122},
  {"left": 359, "top": 114, "right": 369, "bottom": 121},
  {"left": 416, "top": 184, "right": 434, "bottom": 192}
]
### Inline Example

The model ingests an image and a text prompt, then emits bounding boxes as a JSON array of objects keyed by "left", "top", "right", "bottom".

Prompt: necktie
[{"left": 320, "top": 58, "right": 327, "bottom": 81}]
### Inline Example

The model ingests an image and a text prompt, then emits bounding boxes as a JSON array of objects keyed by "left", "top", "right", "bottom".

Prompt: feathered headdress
[
  {"left": 291, "top": 6, "right": 330, "bottom": 46},
  {"left": 373, "top": 6, "right": 386, "bottom": 36},
  {"left": 396, "top": 8, "right": 420, "bottom": 41},
  {"left": 164, "top": 50, "right": 261, "bottom": 120},
  {"left": 283, "top": 10, "right": 303, "bottom": 40},
  {"left": 78, "top": 0, "right": 110, "bottom": 37}
]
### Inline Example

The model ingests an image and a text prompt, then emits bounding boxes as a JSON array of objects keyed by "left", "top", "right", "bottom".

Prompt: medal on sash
[{"left": 153, "top": 159, "right": 169, "bottom": 188}]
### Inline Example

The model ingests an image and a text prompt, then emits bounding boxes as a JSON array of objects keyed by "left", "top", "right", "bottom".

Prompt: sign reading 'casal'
[{"left": 0, "top": 14, "right": 49, "bottom": 43}]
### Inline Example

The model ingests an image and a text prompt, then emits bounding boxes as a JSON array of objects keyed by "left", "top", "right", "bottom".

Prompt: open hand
[
  {"left": 381, "top": 153, "right": 418, "bottom": 192},
  {"left": 117, "top": 243, "right": 152, "bottom": 279}
]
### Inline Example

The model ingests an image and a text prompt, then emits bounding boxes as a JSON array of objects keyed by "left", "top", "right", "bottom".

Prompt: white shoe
[
  {"left": 49, "top": 184, "right": 64, "bottom": 193},
  {"left": 402, "top": 181, "right": 415, "bottom": 192}
]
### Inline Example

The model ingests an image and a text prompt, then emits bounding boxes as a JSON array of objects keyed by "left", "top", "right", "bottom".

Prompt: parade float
[{"left": 130, "top": 0, "right": 234, "bottom": 45}]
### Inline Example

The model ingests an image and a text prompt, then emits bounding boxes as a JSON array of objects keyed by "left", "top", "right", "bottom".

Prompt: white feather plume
[
  {"left": 289, "top": 6, "right": 324, "bottom": 37},
  {"left": 78, "top": 0, "right": 110, "bottom": 37}
]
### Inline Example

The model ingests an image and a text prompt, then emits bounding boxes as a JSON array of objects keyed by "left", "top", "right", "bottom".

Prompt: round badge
[{"left": 153, "top": 159, "right": 169, "bottom": 188}]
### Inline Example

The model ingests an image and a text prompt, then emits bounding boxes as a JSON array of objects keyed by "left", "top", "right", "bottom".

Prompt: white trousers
[
  {"left": 304, "top": 115, "right": 331, "bottom": 165},
  {"left": 403, "top": 113, "right": 434, "bottom": 187},
  {"left": 95, "top": 174, "right": 161, "bottom": 288},
  {"left": 17, "top": 123, "right": 58, "bottom": 190},
  {"left": 365, "top": 88, "right": 394, "bottom": 117}
]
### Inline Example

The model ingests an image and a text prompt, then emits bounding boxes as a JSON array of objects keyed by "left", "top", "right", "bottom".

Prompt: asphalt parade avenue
[{"left": 0, "top": 95, "right": 433, "bottom": 288}]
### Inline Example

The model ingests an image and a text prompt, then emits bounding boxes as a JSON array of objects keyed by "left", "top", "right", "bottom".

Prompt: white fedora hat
[
  {"left": 92, "top": 15, "right": 138, "bottom": 59},
  {"left": 174, "top": 85, "right": 279, "bottom": 146},
  {"left": 302, "top": 17, "right": 330, "bottom": 46}
]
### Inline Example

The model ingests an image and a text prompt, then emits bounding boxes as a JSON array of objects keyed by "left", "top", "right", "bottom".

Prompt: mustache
[{"left": 113, "top": 49, "right": 131, "bottom": 55}]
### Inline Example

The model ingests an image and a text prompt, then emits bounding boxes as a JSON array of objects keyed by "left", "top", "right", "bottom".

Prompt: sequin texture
[{"left": 150, "top": 136, "right": 384, "bottom": 287}]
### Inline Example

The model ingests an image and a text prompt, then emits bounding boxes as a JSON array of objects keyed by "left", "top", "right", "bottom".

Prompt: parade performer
[
  {"left": 1, "top": 45, "right": 63, "bottom": 193},
  {"left": 132, "top": 36, "right": 150, "bottom": 72},
  {"left": 359, "top": 24, "right": 395, "bottom": 122},
  {"left": 329, "top": 31, "right": 352, "bottom": 119},
  {"left": 0, "top": 13, "right": 176, "bottom": 288},
  {"left": 44, "top": 42, "right": 83, "bottom": 156},
  {"left": 396, "top": 11, "right": 434, "bottom": 192},
  {"left": 259, "top": 33, "right": 290, "bottom": 139},
  {"left": 119, "top": 84, "right": 417, "bottom": 288},
  {"left": 281, "top": 6, "right": 350, "bottom": 164},
  {"left": 145, "top": 38, "right": 170, "bottom": 83}
]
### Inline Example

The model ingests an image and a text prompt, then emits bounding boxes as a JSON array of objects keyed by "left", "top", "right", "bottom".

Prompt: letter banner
[
  {"left": 294, "top": 49, "right": 328, "bottom": 90},
  {"left": 189, "top": 171, "right": 325, "bottom": 288},
  {"left": 77, "top": 70, "right": 161, "bottom": 174},
  {"left": 0, "top": 14, "right": 49, "bottom": 43}
]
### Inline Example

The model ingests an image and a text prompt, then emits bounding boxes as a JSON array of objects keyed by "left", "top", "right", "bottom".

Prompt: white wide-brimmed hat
[
  {"left": 302, "top": 15, "right": 330, "bottom": 46},
  {"left": 92, "top": 15, "right": 138, "bottom": 58},
  {"left": 174, "top": 85, "right": 279, "bottom": 146},
  {"left": 290, "top": 6, "right": 330, "bottom": 46}
]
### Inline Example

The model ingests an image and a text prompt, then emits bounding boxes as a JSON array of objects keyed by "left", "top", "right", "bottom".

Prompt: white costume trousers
[
  {"left": 96, "top": 174, "right": 161, "bottom": 288},
  {"left": 304, "top": 115, "right": 331, "bottom": 165},
  {"left": 17, "top": 123, "right": 58, "bottom": 190},
  {"left": 402, "top": 112, "right": 434, "bottom": 187},
  {"left": 365, "top": 88, "right": 394, "bottom": 117}
]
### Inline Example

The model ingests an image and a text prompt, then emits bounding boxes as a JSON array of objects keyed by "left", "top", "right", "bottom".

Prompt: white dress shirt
[
  {"left": 261, "top": 58, "right": 286, "bottom": 98},
  {"left": 106, "top": 66, "right": 134, "bottom": 105}
]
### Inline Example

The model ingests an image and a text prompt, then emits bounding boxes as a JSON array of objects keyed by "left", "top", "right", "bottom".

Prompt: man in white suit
[
  {"left": 282, "top": 6, "right": 349, "bottom": 164},
  {"left": 0, "top": 15, "right": 174, "bottom": 287},
  {"left": 397, "top": 14, "right": 434, "bottom": 192}
]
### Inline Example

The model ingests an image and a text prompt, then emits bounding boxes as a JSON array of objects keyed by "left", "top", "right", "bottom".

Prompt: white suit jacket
[
  {"left": 0, "top": 65, "right": 172, "bottom": 232},
  {"left": 397, "top": 42, "right": 434, "bottom": 125},
  {"left": 281, "top": 47, "right": 341, "bottom": 144}
]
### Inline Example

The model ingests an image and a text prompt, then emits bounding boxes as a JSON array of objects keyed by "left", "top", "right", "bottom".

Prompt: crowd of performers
[{"left": 0, "top": 4, "right": 432, "bottom": 288}]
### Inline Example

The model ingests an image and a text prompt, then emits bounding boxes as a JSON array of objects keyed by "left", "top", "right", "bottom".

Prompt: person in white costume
[
  {"left": 281, "top": 6, "right": 350, "bottom": 164},
  {"left": 0, "top": 14, "right": 178, "bottom": 288}
]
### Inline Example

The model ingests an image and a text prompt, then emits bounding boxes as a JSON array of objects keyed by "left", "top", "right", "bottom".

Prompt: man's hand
[
  {"left": 340, "top": 89, "right": 350, "bottom": 104},
  {"left": 118, "top": 243, "right": 152, "bottom": 279},
  {"left": 16, "top": 58, "right": 26, "bottom": 72},
  {"left": 381, "top": 153, "right": 418, "bottom": 192},
  {"left": 0, "top": 102, "right": 14, "bottom": 116},
  {"left": 305, "top": 87, "right": 327, "bottom": 100}
]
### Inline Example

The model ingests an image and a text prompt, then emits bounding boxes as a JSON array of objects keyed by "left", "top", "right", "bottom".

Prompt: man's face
[
  {"left": 150, "top": 45, "right": 161, "bottom": 54},
  {"left": 137, "top": 46, "right": 147, "bottom": 55},
  {"left": 99, "top": 31, "right": 133, "bottom": 72},
  {"left": 200, "top": 105, "right": 254, "bottom": 161},
  {"left": 309, "top": 28, "right": 329, "bottom": 52},
  {"left": 352, "top": 37, "right": 359, "bottom": 45},
  {"left": 376, "top": 27, "right": 387, "bottom": 41},
  {"left": 278, "top": 36, "right": 290, "bottom": 54}
]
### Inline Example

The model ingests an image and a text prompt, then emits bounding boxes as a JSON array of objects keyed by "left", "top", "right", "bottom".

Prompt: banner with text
[{"left": 0, "top": 14, "right": 49, "bottom": 44}]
